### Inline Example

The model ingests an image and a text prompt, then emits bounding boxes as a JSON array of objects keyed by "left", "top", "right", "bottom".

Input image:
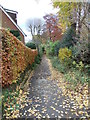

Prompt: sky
[{"left": 0, "top": 0, "right": 58, "bottom": 42}]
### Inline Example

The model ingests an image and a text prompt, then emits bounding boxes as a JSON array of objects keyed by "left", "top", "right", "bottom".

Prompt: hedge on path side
[{"left": 1, "top": 29, "right": 38, "bottom": 88}]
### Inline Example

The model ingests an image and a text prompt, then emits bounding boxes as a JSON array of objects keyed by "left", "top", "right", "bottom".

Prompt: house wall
[{"left": 2, "top": 10, "right": 25, "bottom": 44}]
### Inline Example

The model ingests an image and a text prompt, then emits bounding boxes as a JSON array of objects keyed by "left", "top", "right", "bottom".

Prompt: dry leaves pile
[{"left": 2, "top": 68, "right": 34, "bottom": 119}]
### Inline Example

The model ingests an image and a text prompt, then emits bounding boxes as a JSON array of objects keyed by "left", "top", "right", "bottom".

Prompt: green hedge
[
  {"left": 10, "top": 30, "right": 22, "bottom": 41},
  {"left": 26, "top": 42, "right": 36, "bottom": 49}
]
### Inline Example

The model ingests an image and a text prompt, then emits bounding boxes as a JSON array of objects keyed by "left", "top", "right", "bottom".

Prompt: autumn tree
[
  {"left": 52, "top": 2, "right": 78, "bottom": 30},
  {"left": 43, "top": 14, "right": 62, "bottom": 42},
  {"left": 52, "top": 1, "right": 89, "bottom": 37},
  {"left": 52, "top": 1, "right": 89, "bottom": 64}
]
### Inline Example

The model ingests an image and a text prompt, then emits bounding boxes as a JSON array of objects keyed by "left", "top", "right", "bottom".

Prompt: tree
[
  {"left": 52, "top": 1, "right": 89, "bottom": 36},
  {"left": 52, "top": 1, "right": 89, "bottom": 64},
  {"left": 43, "top": 14, "right": 62, "bottom": 42},
  {"left": 27, "top": 18, "right": 44, "bottom": 52},
  {"left": 40, "top": 31, "right": 48, "bottom": 44},
  {"left": 77, "top": 2, "right": 89, "bottom": 37},
  {"left": 27, "top": 18, "right": 43, "bottom": 40},
  {"left": 52, "top": 2, "right": 78, "bottom": 30}
]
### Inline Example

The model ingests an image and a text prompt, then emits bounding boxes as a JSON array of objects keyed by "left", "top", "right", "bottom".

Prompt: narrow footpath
[{"left": 18, "top": 55, "right": 88, "bottom": 119}]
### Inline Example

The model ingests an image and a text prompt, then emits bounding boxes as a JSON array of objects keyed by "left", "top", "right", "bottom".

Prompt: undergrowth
[{"left": 49, "top": 56, "right": 89, "bottom": 90}]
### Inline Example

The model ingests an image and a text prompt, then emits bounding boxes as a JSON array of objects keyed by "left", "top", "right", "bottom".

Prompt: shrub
[
  {"left": 46, "top": 41, "right": 60, "bottom": 56},
  {"left": 58, "top": 47, "right": 72, "bottom": 63},
  {"left": 71, "top": 40, "right": 90, "bottom": 64},
  {"left": 26, "top": 42, "right": 36, "bottom": 49},
  {"left": 10, "top": 30, "right": 22, "bottom": 41},
  {"left": 50, "top": 57, "right": 66, "bottom": 73},
  {"left": 60, "top": 26, "right": 76, "bottom": 47},
  {"left": 84, "top": 64, "right": 90, "bottom": 75},
  {"left": 35, "top": 54, "right": 41, "bottom": 64},
  {"left": 50, "top": 56, "right": 73, "bottom": 74},
  {"left": 54, "top": 25, "right": 76, "bottom": 55},
  {"left": 72, "top": 60, "right": 84, "bottom": 71},
  {"left": 42, "top": 46, "right": 45, "bottom": 53}
]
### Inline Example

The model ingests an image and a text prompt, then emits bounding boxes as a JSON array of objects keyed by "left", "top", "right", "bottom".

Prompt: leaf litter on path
[
  {"left": 3, "top": 56, "right": 89, "bottom": 119},
  {"left": 47, "top": 57, "right": 89, "bottom": 118}
]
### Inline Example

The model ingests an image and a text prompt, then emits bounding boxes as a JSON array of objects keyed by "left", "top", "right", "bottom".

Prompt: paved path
[{"left": 19, "top": 55, "right": 88, "bottom": 119}]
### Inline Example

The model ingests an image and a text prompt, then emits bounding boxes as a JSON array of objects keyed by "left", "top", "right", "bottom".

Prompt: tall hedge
[{"left": 1, "top": 29, "right": 38, "bottom": 87}]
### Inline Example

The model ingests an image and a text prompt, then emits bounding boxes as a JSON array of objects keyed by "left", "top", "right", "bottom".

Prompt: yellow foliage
[{"left": 58, "top": 47, "right": 72, "bottom": 62}]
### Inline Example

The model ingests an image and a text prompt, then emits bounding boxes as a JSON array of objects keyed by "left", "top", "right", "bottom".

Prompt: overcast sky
[{"left": 0, "top": 0, "right": 58, "bottom": 42}]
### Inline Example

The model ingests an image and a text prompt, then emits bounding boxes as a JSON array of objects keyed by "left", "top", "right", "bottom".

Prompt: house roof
[
  {"left": 0, "top": 5, "right": 27, "bottom": 36},
  {"left": 4, "top": 8, "right": 18, "bottom": 14}
]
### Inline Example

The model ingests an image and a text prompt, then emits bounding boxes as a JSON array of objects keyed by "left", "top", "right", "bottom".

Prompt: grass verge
[{"left": 48, "top": 56, "right": 89, "bottom": 89}]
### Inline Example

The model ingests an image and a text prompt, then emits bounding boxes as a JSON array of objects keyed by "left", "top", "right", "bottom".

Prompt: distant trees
[
  {"left": 43, "top": 14, "right": 62, "bottom": 42},
  {"left": 27, "top": 18, "right": 44, "bottom": 52},
  {"left": 28, "top": 18, "right": 43, "bottom": 40},
  {"left": 27, "top": 14, "right": 62, "bottom": 43}
]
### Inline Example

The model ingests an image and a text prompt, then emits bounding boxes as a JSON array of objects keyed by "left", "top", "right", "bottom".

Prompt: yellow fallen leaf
[
  {"left": 79, "top": 111, "right": 83, "bottom": 114},
  {"left": 79, "top": 105, "right": 83, "bottom": 109},
  {"left": 20, "top": 90, "right": 22, "bottom": 94}
]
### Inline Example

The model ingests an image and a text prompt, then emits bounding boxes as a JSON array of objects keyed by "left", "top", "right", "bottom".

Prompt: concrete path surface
[{"left": 18, "top": 55, "right": 88, "bottom": 119}]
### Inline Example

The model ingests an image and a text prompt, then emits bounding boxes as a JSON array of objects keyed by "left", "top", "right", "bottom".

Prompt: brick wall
[{"left": 1, "top": 10, "right": 25, "bottom": 44}]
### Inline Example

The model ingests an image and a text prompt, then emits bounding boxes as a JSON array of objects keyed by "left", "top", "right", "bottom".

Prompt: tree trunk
[{"left": 78, "top": 3, "right": 82, "bottom": 39}]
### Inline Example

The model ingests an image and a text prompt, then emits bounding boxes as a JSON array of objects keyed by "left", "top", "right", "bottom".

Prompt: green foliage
[
  {"left": 31, "top": 53, "right": 42, "bottom": 70},
  {"left": 46, "top": 41, "right": 60, "bottom": 56},
  {"left": 2, "top": 88, "right": 19, "bottom": 117},
  {"left": 64, "top": 69, "right": 89, "bottom": 86},
  {"left": 85, "top": 65, "right": 90, "bottom": 75},
  {"left": 26, "top": 42, "right": 36, "bottom": 49},
  {"left": 46, "top": 26, "right": 76, "bottom": 55},
  {"left": 35, "top": 54, "right": 41, "bottom": 64},
  {"left": 50, "top": 57, "right": 67, "bottom": 73},
  {"left": 17, "top": 36, "right": 22, "bottom": 41},
  {"left": 71, "top": 40, "right": 90, "bottom": 64},
  {"left": 35, "top": 44, "right": 45, "bottom": 60},
  {"left": 54, "top": 26, "right": 76, "bottom": 55},
  {"left": 10, "top": 30, "right": 22, "bottom": 41},
  {"left": 50, "top": 56, "right": 89, "bottom": 86},
  {"left": 60, "top": 26, "right": 76, "bottom": 47},
  {"left": 30, "top": 44, "right": 44, "bottom": 69},
  {"left": 42, "top": 46, "right": 45, "bottom": 53},
  {"left": 10, "top": 30, "right": 20, "bottom": 37},
  {"left": 72, "top": 61, "right": 84, "bottom": 71}
]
